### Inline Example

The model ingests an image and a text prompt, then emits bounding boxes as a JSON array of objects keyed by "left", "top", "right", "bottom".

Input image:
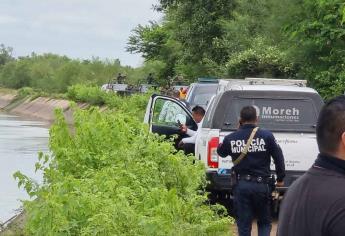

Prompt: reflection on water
[{"left": 0, "top": 112, "right": 48, "bottom": 223}]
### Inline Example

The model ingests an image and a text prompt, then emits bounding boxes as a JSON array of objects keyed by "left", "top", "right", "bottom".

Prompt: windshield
[
  {"left": 188, "top": 84, "right": 218, "bottom": 107},
  {"left": 220, "top": 97, "right": 319, "bottom": 132}
]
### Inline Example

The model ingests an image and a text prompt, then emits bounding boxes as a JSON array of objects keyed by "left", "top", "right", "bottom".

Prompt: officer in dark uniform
[
  {"left": 278, "top": 95, "right": 345, "bottom": 235},
  {"left": 217, "top": 106, "right": 285, "bottom": 236}
]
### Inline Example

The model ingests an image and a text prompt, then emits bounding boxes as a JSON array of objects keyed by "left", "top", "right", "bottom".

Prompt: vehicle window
[
  {"left": 188, "top": 85, "right": 218, "bottom": 106},
  {"left": 221, "top": 97, "right": 318, "bottom": 132},
  {"left": 152, "top": 98, "right": 187, "bottom": 125},
  {"left": 202, "top": 95, "right": 217, "bottom": 128}
]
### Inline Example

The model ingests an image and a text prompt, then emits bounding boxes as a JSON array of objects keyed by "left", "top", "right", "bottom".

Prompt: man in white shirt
[{"left": 178, "top": 105, "right": 205, "bottom": 155}]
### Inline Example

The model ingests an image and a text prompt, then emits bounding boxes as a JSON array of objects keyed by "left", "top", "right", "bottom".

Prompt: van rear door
[{"left": 213, "top": 90, "right": 324, "bottom": 188}]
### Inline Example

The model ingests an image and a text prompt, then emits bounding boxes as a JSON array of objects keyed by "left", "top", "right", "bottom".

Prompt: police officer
[
  {"left": 217, "top": 106, "right": 285, "bottom": 236},
  {"left": 278, "top": 95, "right": 345, "bottom": 235}
]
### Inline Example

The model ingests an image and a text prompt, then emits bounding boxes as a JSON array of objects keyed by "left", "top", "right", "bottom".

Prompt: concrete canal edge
[
  {"left": 0, "top": 91, "right": 97, "bottom": 234},
  {"left": 0, "top": 92, "right": 92, "bottom": 124}
]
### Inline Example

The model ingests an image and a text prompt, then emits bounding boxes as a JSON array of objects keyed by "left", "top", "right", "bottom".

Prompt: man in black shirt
[
  {"left": 218, "top": 106, "right": 285, "bottom": 236},
  {"left": 278, "top": 95, "right": 345, "bottom": 236}
]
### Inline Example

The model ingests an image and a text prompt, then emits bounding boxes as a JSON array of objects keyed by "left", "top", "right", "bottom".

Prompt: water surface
[{"left": 0, "top": 112, "right": 48, "bottom": 223}]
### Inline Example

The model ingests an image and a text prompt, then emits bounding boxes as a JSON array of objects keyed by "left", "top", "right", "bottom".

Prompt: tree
[
  {"left": 128, "top": 0, "right": 236, "bottom": 81},
  {"left": 0, "top": 44, "right": 14, "bottom": 66},
  {"left": 280, "top": 0, "right": 345, "bottom": 98},
  {"left": 127, "top": 21, "right": 181, "bottom": 84}
]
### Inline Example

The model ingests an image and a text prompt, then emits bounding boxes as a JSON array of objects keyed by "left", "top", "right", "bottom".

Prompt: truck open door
[{"left": 144, "top": 94, "right": 197, "bottom": 146}]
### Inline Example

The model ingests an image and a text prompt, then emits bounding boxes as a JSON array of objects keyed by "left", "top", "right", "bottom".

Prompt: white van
[{"left": 144, "top": 78, "right": 324, "bottom": 199}]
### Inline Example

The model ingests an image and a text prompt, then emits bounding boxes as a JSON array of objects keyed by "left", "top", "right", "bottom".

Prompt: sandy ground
[{"left": 233, "top": 220, "right": 278, "bottom": 236}]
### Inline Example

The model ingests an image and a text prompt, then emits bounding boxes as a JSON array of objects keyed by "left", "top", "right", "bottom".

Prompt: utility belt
[{"left": 237, "top": 174, "right": 271, "bottom": 184}]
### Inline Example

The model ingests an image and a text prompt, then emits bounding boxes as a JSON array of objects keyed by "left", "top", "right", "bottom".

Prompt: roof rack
[
  {"left": 197, "top": 77, "right": 219, "bottom": 83},
  {"left": 245, "top": 78, "right": 307, "bottom": 87}
]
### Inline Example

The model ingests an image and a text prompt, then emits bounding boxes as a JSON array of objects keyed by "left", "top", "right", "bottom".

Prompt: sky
[{"left": 0, "top": 0, "right": 162, "bottom": 67}]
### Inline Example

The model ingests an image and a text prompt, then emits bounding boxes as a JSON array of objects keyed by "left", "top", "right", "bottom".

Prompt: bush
[
  {"left": 67, "top": 84, "right": 107, "bottom": 106},
  {"left": 17, "top": 87, "right": 35, "bottom": 98},
  {"left": 15, "top": 102, "right": 232, "bottom": 235},
  {"left": 226, "top": 37, "right": 298, "bottom": 79},
  {"left": 66, "top": 84, "right": 153, "bottom": 120}
]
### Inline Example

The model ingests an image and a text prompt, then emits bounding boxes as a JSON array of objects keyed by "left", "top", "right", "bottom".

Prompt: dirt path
[{"left": 233, "top": 220, "right": 278, "bottom": 236}]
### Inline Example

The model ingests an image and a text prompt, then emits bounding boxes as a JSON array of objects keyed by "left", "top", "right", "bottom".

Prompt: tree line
[
  {"left": 0, "top": 44, "right": 162, "bottom": 93},
  {"left": 0, "top": 0, "right": 344, "bottom": 98},
  {"left": 127, "top": 0, "right": 345, "bottom": 99}
]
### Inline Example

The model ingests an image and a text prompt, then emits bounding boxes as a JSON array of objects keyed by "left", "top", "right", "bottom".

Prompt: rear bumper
[{"left": 206, "top": 171, "right": 232, "bottom": 192}]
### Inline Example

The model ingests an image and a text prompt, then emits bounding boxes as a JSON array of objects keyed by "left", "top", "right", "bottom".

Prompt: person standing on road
[
  {"left": 217, "top": 106, "right": 285, "bottom": 236},
  {"left": 278, "top": 95, "right": 345, "bottom": 236}
]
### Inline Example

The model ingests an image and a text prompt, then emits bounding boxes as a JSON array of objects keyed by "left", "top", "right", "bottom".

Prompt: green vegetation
[
  {"left": 127, "top": 0, "right": 345, "bottom": 98},
  {"left": 66, "top": 84, "right": 152, "bottom": 120},
  {"left": 2, "top": 1, "right": 343, "bottom": 234},
  {"left": 13, "top": 90, "right": 232, "bottom": 235},
  {"left": 1, "top": 0, "right": 344, "bottom": 97},
  {"left": 0, "top": 53, "right": 161, "bottom": 94}
]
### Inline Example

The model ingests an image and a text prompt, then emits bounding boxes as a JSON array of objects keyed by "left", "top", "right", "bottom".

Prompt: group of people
[
  {"left": 178, "top": 95, "right": 345, "bottom": 236},
  {"left": 110, "top": 73, "right": 189, "bottom": 91},
  {"left": 111, "top": 73, "right": 155, "bottom": 85}
]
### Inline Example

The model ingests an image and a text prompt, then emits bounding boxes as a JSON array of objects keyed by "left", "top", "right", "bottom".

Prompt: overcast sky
[{"left": 0, "top": 0, "right": 162, "bottom": 67}]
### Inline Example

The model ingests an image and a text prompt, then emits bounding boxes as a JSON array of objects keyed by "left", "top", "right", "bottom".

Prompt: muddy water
[{"left": 0, "top": 112, "right": 48, "bottom": 223}]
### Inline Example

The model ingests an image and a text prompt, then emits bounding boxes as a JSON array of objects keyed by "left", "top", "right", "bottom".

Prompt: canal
[{"left": 0, "top": 112, "right": 49, "bottom": 223}]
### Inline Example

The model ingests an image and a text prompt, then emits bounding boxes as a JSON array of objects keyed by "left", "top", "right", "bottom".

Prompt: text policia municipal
[{"left": 230, "top": 138, "right": 267, "bottom": 153}]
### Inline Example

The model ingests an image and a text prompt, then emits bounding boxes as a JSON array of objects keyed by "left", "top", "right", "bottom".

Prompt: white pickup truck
[{"left": 144, "top": 78, "right": 324, "bottom": 199}]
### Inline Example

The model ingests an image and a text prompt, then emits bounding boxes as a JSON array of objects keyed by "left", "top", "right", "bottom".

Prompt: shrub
[
  {"left": 226, "top": 37, "right": 298, "bottom": 79},
  {"left": 15, "top": 105, "right": 232, "bottom": 235},
  {"left": 67, "top": 84, "right": 107, "bottom": 106}
]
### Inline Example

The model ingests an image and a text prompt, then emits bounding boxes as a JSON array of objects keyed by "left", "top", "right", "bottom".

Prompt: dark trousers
[
  {"left": 183, "top": 143, "right": 195, "bottom": 155},
  {"left": 233, "top": 180, "right": 272, "bottom": 236}
]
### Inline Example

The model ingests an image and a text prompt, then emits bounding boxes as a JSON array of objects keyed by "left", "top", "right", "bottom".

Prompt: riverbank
[
  {"left": 0, "top": 90, "right": 89, "bottom": 124},
  {"left": 0, "top": 90, "right": 82, "bottom": 235},
  {"left": 0, "top": 89, "right": 236, "bottom": 236}
]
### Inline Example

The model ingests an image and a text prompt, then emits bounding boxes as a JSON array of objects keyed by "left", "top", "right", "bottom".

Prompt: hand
[
  {"left": 180, "top": 124, "right": 187, "bottom": 133},
  {"left": 276, "top": 181, "right": 284, "bottom": 187},
  {"left": 178, "top": 140, "right": 184, "bottom": 149}
]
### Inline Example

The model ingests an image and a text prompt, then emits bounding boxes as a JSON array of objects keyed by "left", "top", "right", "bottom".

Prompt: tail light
[{"left": 208, "top": 137, "right": 219, "bottom": 168}]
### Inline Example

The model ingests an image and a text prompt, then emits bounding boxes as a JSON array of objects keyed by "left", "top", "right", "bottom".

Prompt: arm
[
  {"left": 181, "top": 125, "right": 199, "bottom": 144},
  {"left": 267, "top": 133, "right": 285, "bottom": 182},
  {"left": 186, "top": 128, "right": 197, "bottom": 137},
  {"left": 217, "top": 136, "right": 230, "bottom": 158},
  {"left": 182, "top": 134, "right": 196, "bottom": 144}
]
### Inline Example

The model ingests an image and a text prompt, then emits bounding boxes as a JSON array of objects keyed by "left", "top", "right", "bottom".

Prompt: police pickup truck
[{"left": 144, "top": 78, "right": 324, "bottom": 199}]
